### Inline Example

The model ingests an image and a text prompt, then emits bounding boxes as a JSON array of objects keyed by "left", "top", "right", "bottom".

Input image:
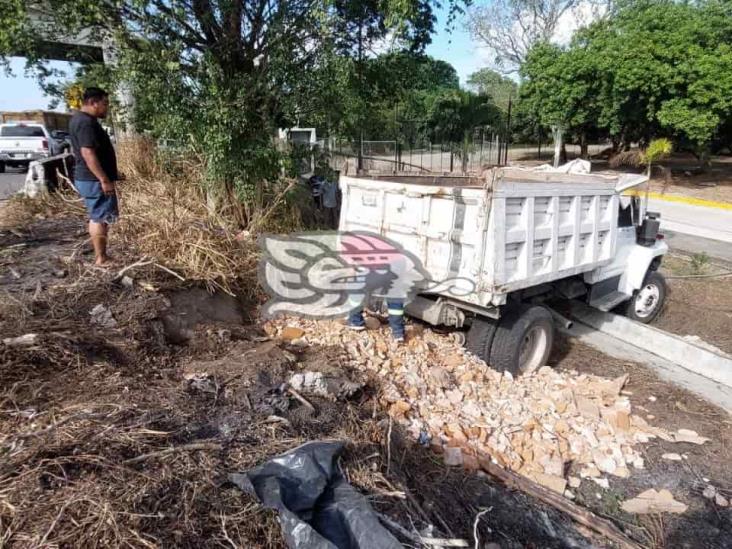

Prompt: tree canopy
[
  {"left": 518, "top": 0, "right": 732, "bottom": 160},
  {"left": 466, "top": 68, "right": 517, "bottom": 113},
  {"left": 1, "top": 0, "right": 471, "bottom": 222}
]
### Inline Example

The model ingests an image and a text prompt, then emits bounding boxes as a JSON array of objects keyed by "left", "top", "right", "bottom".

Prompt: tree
[
  {"left": 425, "top": 88, "right": 501, "bottom": 169},
  {"left": 518, "top": 0, "right": 732, "bottom": 165},
  {"left": 466, "top": 68, "right": 517, "bottom": 112},
  {"left": 466, "top": 0, "right": 597, "bottom": 72},
  {"left": 1, "top": 0, "right": 465, "bottom": 223},
  {"left": 519, "top": 42, "right": 604, "bottom": 158}
]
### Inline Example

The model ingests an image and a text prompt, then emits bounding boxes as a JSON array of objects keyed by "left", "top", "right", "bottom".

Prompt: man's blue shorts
[{"left": 75, "top": 179, "right": 119, "bottom": 224}]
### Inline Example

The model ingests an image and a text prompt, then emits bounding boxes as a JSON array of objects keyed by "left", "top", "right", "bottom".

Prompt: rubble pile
[{"left": 269, "top": 318, "right": 708, "bottom": 498}]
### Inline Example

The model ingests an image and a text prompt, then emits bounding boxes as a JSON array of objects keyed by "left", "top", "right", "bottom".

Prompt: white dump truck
[{"left": 338, "top": 168, "right": 668, "bottom": 375}]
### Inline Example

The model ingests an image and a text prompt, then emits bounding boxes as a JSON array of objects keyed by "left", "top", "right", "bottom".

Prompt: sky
[
  {"left": 1, "top": 57, "right": 77, "bottom": 111},
  {"left": 425, "top": 6, "right": 492, "bottom": 86}
]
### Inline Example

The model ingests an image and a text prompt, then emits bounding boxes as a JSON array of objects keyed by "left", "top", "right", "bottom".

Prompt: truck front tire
[
  {"left": 625, "top": 270, "right": 666, "bottom": 323},
  {"left": 490, "top": 305, "right": 555, "bottom": 376}
]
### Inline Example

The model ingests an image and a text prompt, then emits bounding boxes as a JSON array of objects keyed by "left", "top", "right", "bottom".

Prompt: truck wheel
[
  {"left": 465, "top": 317, "right": 498, "bottom": 363},
  {"left": 625, "top": 271, "right": 666, "bottom": 323},
  {"left": 0, "top": 162, "right": 4, "bottom": 173},
  {"left": 490, "top": 305, "right": 554, "bottom": 376}
]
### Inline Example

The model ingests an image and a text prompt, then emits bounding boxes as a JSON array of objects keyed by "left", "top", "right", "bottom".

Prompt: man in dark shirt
[{"left": 70, "top": 87, "right": 119, "bottom": 266}]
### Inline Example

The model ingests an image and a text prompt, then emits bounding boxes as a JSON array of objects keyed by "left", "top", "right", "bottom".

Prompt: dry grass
[
  {"left": 114, "top": 139, "right": 260, "bottom": 296},
  {"left": 609, "top": 149, "right": 644, "bottom": 169},
  {"left": 0, "top": 191, "right": 85, "bottom": 230},
  {"left": 2, "top": 138, "right": 313, "bottom": 297}
]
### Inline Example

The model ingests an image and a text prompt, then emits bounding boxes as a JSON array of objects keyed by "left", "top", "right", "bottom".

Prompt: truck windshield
[{"left": 1, "top": 126, "right": 45, "bottom": 137}]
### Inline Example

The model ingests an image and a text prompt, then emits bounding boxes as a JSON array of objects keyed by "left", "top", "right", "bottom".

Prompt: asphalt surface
[
  {"left": 650, "top": 196, "right": 732, "bottom": 244},
  {"left": 0, "top": 168, "right": 26, "bottom": 200}
]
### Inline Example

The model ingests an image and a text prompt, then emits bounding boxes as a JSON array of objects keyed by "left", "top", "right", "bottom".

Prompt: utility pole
[{"left": 357, "top": 15, "right": 364, "bottom": 173}]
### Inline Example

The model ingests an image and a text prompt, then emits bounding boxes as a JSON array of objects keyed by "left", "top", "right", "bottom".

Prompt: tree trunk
[
  {"left": 698, "top": 147, "right": 711, "bottom": 171},
  {"left": 560, "top": 143, "right": 568, "bottom": 164},
  {"left": 580, "top": 132, "right": 588, "bottom": 159}
]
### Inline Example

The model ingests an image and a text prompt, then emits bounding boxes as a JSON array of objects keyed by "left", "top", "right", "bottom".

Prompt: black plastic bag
[{"left": 230, "top": 441, "right": 402, "bottom": 549}]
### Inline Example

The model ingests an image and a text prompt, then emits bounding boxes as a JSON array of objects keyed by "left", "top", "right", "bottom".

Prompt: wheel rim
[
  {"left": 634, "top": 283, "right": 660, "bottom": 318},
  {"left": 518, "top": 325, "right": 549, "bottom": 374}
]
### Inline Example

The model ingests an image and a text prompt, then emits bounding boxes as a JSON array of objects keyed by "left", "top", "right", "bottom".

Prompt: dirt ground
[
  {"left": 598, "top": 154, "right": 732, "bottom": 204},
  {"left": 515, "top": 152, "right": 732, "bottom": 203},
  {"left": 0, "top": 217, "right": 612, "bottom": 548},
  {"left": 551, "top": 337, "right": 732, "bottom": 548},
  {"left": 1, "top": 215, "right": 731, "bottom": 548},
  {"left": 654, "top": 254, "right": 732, "bottom": 356}
]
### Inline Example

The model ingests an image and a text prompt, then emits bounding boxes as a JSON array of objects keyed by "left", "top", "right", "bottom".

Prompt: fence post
[{"left": 504, "top": 97, "right": 512, "bottom": 165}]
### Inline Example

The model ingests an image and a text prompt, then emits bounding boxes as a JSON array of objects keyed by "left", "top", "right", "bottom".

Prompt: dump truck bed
[{"left": 339, "top": 169, "right": 642, "bottom": 308}]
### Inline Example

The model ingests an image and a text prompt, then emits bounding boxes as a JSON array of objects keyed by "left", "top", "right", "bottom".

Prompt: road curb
[
  {"left": 568, "top": 301, "right": 732, "bottom": 388},
  {"left": 624, "top": 190, "right": 732, "bottom": 211}
]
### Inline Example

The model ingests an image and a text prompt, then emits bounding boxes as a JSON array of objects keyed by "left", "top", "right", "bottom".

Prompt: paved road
[
  {"left": 0, "top": 169, "right": 26, "bottom": 200},
  {"left": 651, "top": 196, "right": 732, "bottom": 244}
]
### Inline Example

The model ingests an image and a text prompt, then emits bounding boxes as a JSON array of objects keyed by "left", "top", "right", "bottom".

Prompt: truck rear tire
[
  {"left": 625, "top": 270, "right": 666, "bottom": 323},
  {"left": 490, "top": 305, "right": 554, "bottom": 376},
  {"left": 465, "top": 317, "right": 498, "bottom": 363},
  {"left": 0, "top": 162, "right": 4, "bottom": 173}
]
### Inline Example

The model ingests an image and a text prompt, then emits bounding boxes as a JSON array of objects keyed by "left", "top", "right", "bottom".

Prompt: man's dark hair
[{"left": 82, "top": 87, "right": 109, "bottom": 104}]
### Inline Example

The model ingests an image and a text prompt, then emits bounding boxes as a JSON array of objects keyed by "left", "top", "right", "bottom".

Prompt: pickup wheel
[
  {"left": 490, "top": 305, "right": 554, "bottom": 376},
  {"left": 465, "top": 317, "right": 498, "bottom": 363},
  {"left": 625, "top": 271, "right": 666, "bottom": 323}
]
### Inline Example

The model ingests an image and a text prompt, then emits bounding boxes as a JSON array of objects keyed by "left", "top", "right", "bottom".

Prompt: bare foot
[{"left": 94, "top": 256, "right": 115, "bottom": 267}]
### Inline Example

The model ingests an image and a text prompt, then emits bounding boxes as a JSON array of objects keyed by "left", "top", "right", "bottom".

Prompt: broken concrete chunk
[
  {"left": 613, "top": 466, "right": 630, "bottom": 478},
  {"left": 702, "top": 485, "right": 717, "bottom": 499},
  {"left": 280, "top": 326, "right": 305, "bottom": 341},
  {"left": 443, "top": 447, "right": 463, "bottom": 466},
  {"left": 591, "top": 477, "right": 609, "bottom": 489},
  {"left": 288, "top": 371, "right": 362, "bottom": 400},
  {"left": 715, "top": 493, "right": 729, "bottom": 507},
  {"left": 673, "top": 429, "right": 710, "bottom": 445},
  {"left": 662, "top": 453, "right": 683, "bottom": 461},
  {"left": 568, "top": 476, "right": 581, "bottom": 488},
  {"left": 268, "top": 316, "right": 688, "bottom": 494},
  {"left": 534, "top": 472, "right": 567, "bottom": 494},
  {"left": 389, "top": 400, "right": 411, "bottom": 417},
  {"left": 575, "top": 396, "right": 600, "bottom": 419},
  {"left": 621, "top": 489, "right": 687, "bottom": 514},
  {"left": 2, "top": 333, "right": 39, "bottom": 347},
  {"left": 90, "top": 304, "right": 117, "bottom": 328}
]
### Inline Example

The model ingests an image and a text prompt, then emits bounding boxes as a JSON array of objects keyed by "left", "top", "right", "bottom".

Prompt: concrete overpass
[
  {"left": 22, "top": 4, "right": 105, "bottom": 63},
  {"left": 13, "top": 4, "right": 134, "bottom": 130}
]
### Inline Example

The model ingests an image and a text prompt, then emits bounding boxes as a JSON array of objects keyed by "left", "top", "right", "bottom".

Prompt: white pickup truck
[
  {"left": 338, "top": 168, "right": 668, "bottom": 375},
  {"left": 0, "top": 122, "right": 70, "bottom": 172}
]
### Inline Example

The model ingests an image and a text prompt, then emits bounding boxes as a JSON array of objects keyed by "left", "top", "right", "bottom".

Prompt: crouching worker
[
  {"left": 339, "top": 233, "right": 427, "bottom": 343},
  {"left": 69, "top": 87, "right": 119, "bottom": 267},
  {"left": 348, "top": 299, "right": 405, "bottom": 342}
]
